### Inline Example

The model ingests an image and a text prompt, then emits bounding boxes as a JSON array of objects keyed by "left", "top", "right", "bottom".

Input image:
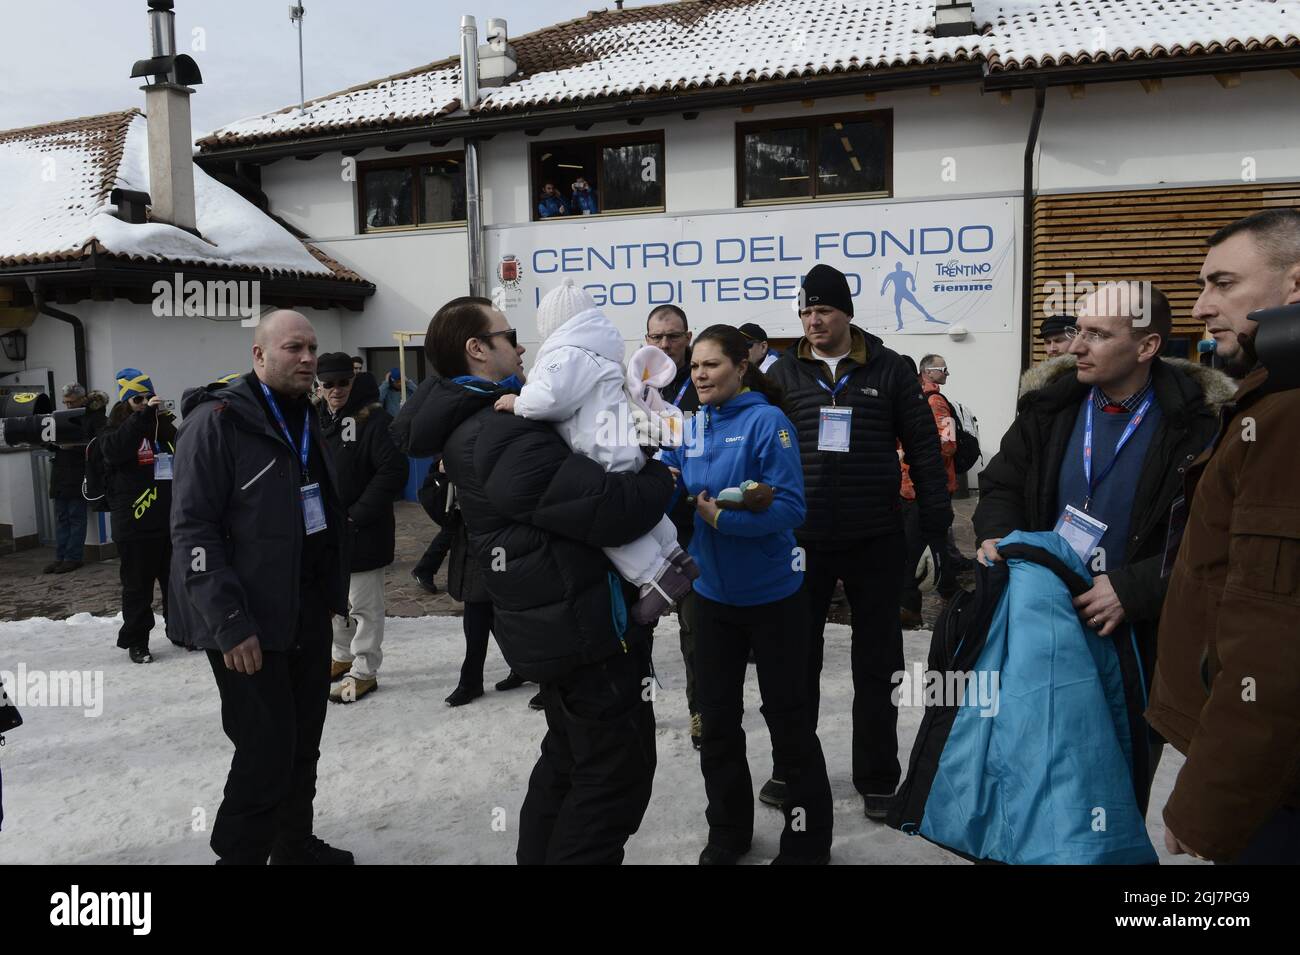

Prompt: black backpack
[
  {"left": 937, "top": 394, "right": 981, "bottom": 475},
  {"left": 81, "top": 436, "right": 111, "bottom": 512}
]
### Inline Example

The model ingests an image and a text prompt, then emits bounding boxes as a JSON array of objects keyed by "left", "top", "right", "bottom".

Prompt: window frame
[
  {"left": 356, "top": 151, "right": 467, "bottom": 234},
  {"left": 735, "top": 109, "right": 893, "bottom": 208},
  {"left": 528, "top": 129, "right": 668, "bottom": 223}
]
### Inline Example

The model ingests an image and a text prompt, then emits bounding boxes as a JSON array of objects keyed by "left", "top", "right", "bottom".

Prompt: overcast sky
[{"left": 0, "top": 0, "right": 589, "bottom": 136}]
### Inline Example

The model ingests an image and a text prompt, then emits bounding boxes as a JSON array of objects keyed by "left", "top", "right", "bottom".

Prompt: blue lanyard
[
  {"left": 817, "top": 374, "right": 852, "bottom": 404},
  {"left": 671, "top": 378, "right": 690, "bottom": 408},
  {"left": 259, "top": 380, "right": 311, "bottom": 480},
  {"left": 1083, "top": 390, "right": 1153, "bottom": 509}
]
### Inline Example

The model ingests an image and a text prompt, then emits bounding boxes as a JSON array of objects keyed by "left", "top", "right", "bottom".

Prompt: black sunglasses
[
  {"left": 479, "top": 328, "right": 519, "bottom": 349},
  {"left": 319, "top": 378, "right": 353, "bottom": 389}
]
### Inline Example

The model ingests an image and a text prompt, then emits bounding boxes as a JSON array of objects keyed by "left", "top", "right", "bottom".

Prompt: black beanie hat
[
  {"left": 316, "top": 352, "right": 354, "bottom": 377},
  {"left": 800, "top": 264, "right": 854, "bottom": 317}
]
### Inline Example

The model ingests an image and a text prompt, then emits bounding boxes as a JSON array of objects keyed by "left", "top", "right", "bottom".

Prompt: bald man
[
  {"left": 168, "top": 310, "right": 354, "bottom": 865},
  {"left": 974, "top": 283, "right": 1233, "bottom": 819}
]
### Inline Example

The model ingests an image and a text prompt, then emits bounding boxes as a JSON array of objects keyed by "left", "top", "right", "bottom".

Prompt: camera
[{"left": 0, "top": 392, "right": 92, "bottom": 448}]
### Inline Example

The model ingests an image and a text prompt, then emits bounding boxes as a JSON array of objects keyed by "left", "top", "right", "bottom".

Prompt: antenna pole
[{"left": 290, "top": 4, "right": 306, "bottom": 115}]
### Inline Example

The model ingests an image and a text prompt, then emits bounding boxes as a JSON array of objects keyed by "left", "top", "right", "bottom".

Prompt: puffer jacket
[
  {"left": 319, "top": 372, "right": 408, "bottom": 573},
  {"left": 973, "top": 354, "right": 1234, "bottom": 794},
  {"left": 419, "top": 463, "right": 487, "bottom": 604},
  {"left": 765, "top": 325, "right": 952, "bottom": 544},
  {"left": 392, "top": 375, "right": 676, "bottom": 682}
]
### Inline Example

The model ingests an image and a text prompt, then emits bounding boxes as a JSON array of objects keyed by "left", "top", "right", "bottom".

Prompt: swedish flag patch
[{"left": 778, "top": 429, "right": 792, "bottom": 449}]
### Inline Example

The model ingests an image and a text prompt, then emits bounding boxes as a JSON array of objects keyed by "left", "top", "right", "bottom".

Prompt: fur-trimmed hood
[{"left": 1019, "top": 354, "right": 1236, "bottom": 411}]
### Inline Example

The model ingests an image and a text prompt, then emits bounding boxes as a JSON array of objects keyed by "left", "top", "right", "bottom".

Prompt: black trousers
[
  {"left": 678, "top": 590, "right": 698, "bottom": 715},
  {"left": 694, "top": 589, "right": 833, "bottom": 858},
  {"left": 517, "top": 642, "right": 656, "bottom": 865},
  {"left": 459, "top": 600, "right": 494, "bottom": 689},
  {"left": 116, "top": 536, "right": 171, "bottom": 651},
  {"left": 206, "top": 593, "right": 332, "bottom": 864},
  {"left": 414, "top": 526, "right": 454, "bottom": 579},
  {"left": 800, "top": 534, "right": 906, "bottom": 796}
]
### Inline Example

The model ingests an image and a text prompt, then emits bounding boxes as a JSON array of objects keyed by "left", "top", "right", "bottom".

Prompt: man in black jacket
[
  {"left": 973, "top": 285, "right": 1234, "bottom": 811},
  {"left": 394, "top": 296, "right": 676, "bottom": 864},
  {"left": 645, "top": 304, "right": 703, "bottom": 746},
  {"left": 44, "top": 383, "right": 107, "bottom": 574},
  {"left": 765, "top": 263, "right": 953, "bottom": 819},
  {"left": 100, "top": 370, "right": 178, "bottom": 664},
  {"left": 316, "top": 355, "right": 408, "bottom": 704},
  {"left": 169, "top": 310, "right": 353, "bottom": 865}
]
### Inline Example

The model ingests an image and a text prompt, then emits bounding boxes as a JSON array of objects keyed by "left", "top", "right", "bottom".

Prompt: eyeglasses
[
  {"left": 926, "top": 366, "right": 949, "bottom": 374},
  {"left": 128, "top": 394, "right": 150, "bottom": 404},
  {"left": 646, "top": 332, "right": 687, "bottom": 344},
  {"left": 319, "top": 379, "right": 353, "bottom": 390},
  {"left": 1063, "top": 326, "right": 1114, "bottom": 345},
  {"left": 478, "top": 328, "right": 519, "bottom": 349}
]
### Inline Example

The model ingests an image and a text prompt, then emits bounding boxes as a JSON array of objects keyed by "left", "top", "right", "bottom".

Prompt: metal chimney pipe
[
  {"left": 461, "top": 15, "right": 485, "bottom": 297},
  {"left": 148, "top": 0, "right": 177, "bottom": 82}
]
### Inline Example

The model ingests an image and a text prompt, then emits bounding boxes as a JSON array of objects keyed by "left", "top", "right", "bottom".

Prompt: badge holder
[
  {"left": 818, "top": 406, "right": 852, "bottom": 453},
  {"left": 1054, "top": 504, "right": 1108, "bottom": 564}
]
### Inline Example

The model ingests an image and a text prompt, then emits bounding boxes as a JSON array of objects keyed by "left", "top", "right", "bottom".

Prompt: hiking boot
[
  {"left": 329, "top": 660, "right": 351, "bottom": 682},
  {"left": 631, "top": 563, "right": 693, "bottom": 626},
  {"left": 128, "top": 646, "right": 153, "bottom": 664},
  {"left": 445, "top": 684, "right": 484, "bottom": 707},
  {"left": 329, "top": 675, "right": 377, "bottom": 704},
  {"left": 899, "top": 606, "right": 924, "bottom": 630},
  {"left": 270, "top": 834, "right": 354, "bottom": 865},
  {"left": 43, "top": 561, "right": 64, "bottom": 574},
  {"left": 494, "top": 671, "right": 526, "bottom": 692},
  {"left": 699, "top": 843, "right": 748, "bottom": 865},
  {"left": 528, "top": 691, "right": 545, "bottom": 711},
  {"left": 411, "top": 568, "right": 439, "bottom": 595},
  {"left": 863, "top": 792, "right": 895, "bottom": 821},
  {"left": 54, "top": 560, "right": 83, "bottom": 573},
  {"left": 689, "top": 712, "right": 702, "bottom": 751},
  {"left": 758, "top": 778, "right": 787, "bottom": 809}
]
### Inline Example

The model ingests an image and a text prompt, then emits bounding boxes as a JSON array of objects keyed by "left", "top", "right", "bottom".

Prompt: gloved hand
[{"left": 917, "top": 536, "right": 947, "bottom": 593}]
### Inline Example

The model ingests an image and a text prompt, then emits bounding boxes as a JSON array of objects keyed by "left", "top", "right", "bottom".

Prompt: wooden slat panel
[{"left": 1029, "top": 182, "right": 1300, "bottom": 363}]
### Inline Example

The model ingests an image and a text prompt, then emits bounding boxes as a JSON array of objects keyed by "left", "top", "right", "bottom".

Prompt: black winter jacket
[
  {"left": 393, "top": 376, "right": 676, "bottom": 682},
  {"left": 419, "top": 463, "right": 488, "bottom": 604},
  {"left": 765, "top": 326, "right": 952, "bottom": 544},
  {"left": 972, "top": 355, "right": 1235, "bottom": 749},
  {"left": 167, "top": 375, "right": 349, "bottom": 653},
  {"left": 319, "top": 373, "right": 408, "bottom": 573},
  {"left": 99, "top": 403, "right": 178, "bottom": 541},
  {"left": 974, "top": 356, "right": 1234, "bottom": 622},
  {"left": 46, "top": 394, "right": 107, "bottom": 500}
]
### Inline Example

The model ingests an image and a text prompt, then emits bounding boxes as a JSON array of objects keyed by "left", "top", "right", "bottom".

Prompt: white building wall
[{"left": 252, "top": 69, "right": 1300, "bottom": 484}]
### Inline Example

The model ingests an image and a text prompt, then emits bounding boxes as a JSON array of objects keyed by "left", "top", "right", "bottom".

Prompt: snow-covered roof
[
  {"left": 199, "top": 0, "right": 1300, "bottom": 151},
  {"left": 0, "top": 109, "right": 365, "bottom": 282}
]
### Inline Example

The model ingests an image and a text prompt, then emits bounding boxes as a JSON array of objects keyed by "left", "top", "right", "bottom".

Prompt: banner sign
[{"left": 486, "top": 196, "right": 1015, "bottom": 341}]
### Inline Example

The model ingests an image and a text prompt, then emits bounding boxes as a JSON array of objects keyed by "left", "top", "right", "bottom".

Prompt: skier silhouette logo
[{"left": 880, "top": 261, "right": 947, "bottom": 330}]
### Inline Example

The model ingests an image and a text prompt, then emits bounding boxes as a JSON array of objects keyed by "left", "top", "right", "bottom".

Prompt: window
[
  {"left": 530, "top": 132, "right": 664, "bottom": 221},
  {"left": 737, "top": 111, "right": 891, "bottom": 206},
  {"left": 358, "top": 153, "right": 466, "bottom": 232}
]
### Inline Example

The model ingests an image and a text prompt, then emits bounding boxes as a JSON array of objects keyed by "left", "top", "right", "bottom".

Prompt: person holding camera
[
  {"left": 570, "top": 176, "right": 598, "bottom": 215},
  {"left": 100, "top": 368, "right": 177, "bottom": 664}
]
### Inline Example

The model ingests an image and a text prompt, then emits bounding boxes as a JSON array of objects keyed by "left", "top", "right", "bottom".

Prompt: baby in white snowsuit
[{"left": 494, "top": 280, "right": 696, "bottom": 624}]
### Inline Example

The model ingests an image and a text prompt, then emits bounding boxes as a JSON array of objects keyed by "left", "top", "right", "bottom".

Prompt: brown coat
[{"left": 1147, "top": 366, "right": 1300, "bottom": 861}]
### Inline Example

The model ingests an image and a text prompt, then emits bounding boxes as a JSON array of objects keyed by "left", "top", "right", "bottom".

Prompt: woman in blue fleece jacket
[{"left": 659, "top": 324, "right": 833, "bottom": 865}]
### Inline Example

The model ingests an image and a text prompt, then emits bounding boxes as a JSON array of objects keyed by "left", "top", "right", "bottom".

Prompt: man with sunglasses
[
  {"left": 394, "top": 296, "right": 675, "bottom": 863},
  {"left": 974, "top": 283, "right": 1234, "bottom": 816},
  {"left": 316, "top": 355, "right": 408, "bottom": 705}
]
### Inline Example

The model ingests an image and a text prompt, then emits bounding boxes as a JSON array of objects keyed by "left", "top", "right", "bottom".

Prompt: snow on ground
[{"left": 0, "top": 613, "right": 1197, "bottom": 865}]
